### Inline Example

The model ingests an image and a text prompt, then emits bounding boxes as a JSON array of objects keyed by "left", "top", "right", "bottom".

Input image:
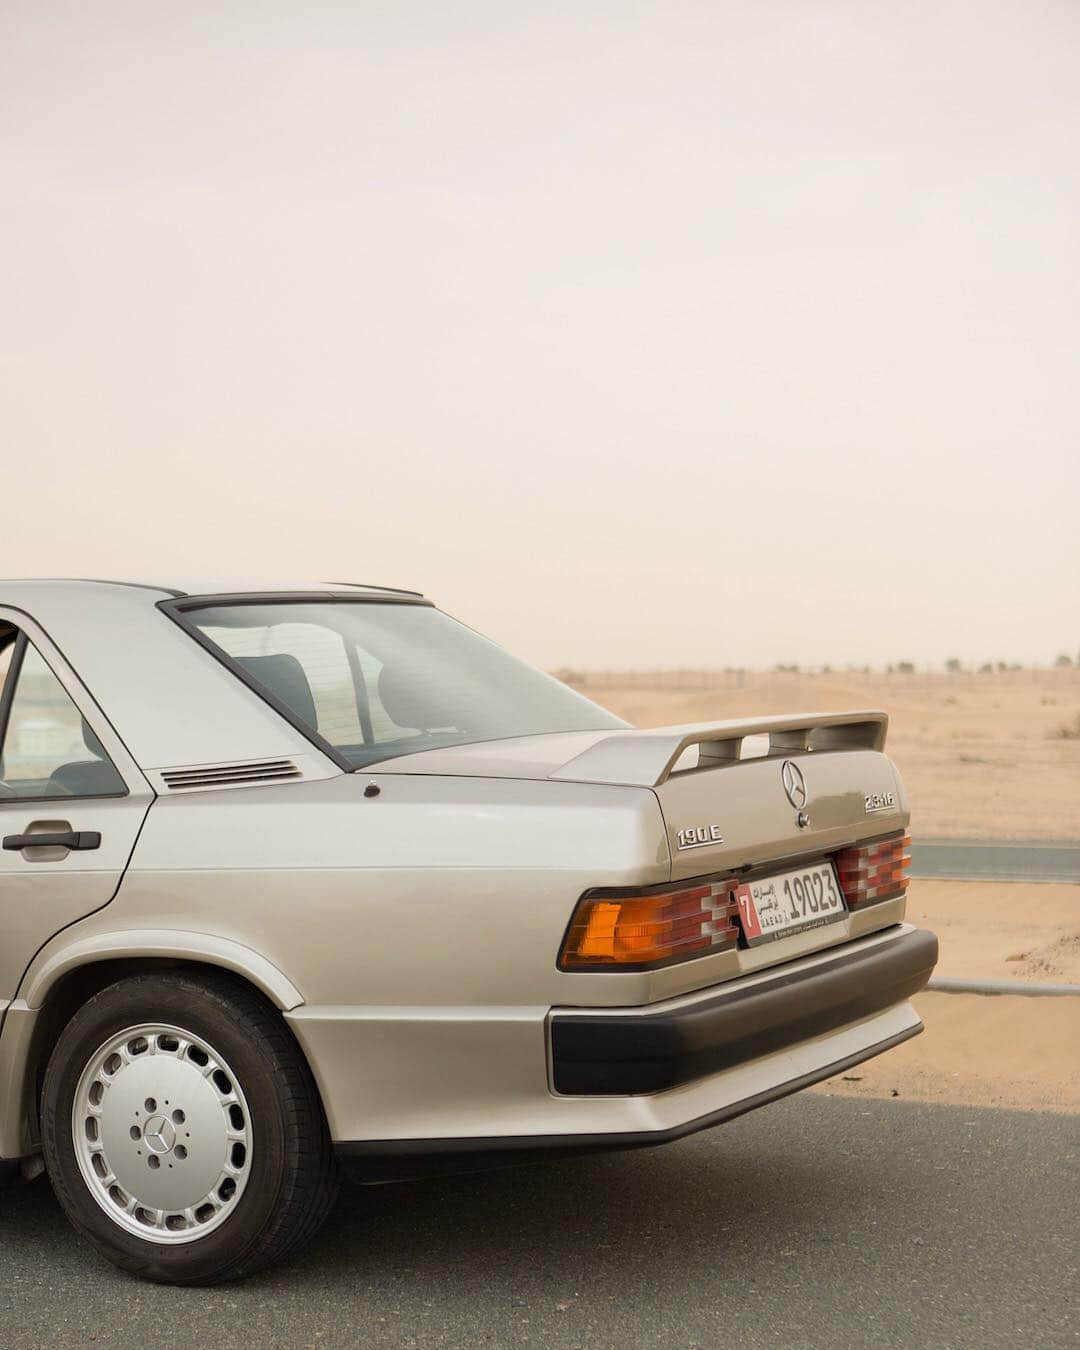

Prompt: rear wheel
[{"left": 41, "top": 970, "right": 337, "bottom": 1284}]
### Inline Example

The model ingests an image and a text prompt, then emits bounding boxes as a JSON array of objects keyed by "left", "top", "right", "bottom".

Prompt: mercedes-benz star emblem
[
  {"left": 144, "top": 1115, "right": 176, "bottom": 1155},
  {"left": 781, "top": 760, "right": 808, "bottom": 810}
]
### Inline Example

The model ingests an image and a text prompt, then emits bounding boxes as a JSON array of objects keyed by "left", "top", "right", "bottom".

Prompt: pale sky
[{"left": 3, "top": 1, "right": 1077, "bottom": 670}]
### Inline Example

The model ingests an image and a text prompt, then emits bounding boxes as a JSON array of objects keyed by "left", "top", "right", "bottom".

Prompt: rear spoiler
[{"left": 549, "top": 710, "right": 888, "bottom": 789}]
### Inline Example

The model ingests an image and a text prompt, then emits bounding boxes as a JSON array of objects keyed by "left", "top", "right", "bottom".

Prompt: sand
[
  {"left": 907, "top": 880, "right": 1080, "bottom": 984},
  {"left": 812, "top": 880, "right": 1080, "bottom": 1112},
  {"left": 567, "top": 667, "right": 1080, "bottom": 839},
  {"left": 810, "top": 992, "right": 1080, "bottom": 1113}
]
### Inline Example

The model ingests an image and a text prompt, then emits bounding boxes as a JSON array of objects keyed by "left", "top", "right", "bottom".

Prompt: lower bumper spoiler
[{"left": 334, "top": 1019, "right": 922, "bottom": 1178}]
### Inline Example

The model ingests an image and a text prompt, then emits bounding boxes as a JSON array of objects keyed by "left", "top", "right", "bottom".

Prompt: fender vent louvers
[{"left": 161, "top": 760, "right": 302, "bottom": 791}]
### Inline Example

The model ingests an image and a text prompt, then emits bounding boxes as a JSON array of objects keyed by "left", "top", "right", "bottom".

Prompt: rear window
[{"left": 184, "top": 600, "right": 625, "bottom": 768}]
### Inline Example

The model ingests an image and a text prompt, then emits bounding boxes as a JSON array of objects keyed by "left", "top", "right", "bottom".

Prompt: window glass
[
  {"left": 197, "top": 620, "right": 364, "bottom": 746},
  {"left": 0, "top": 642, "right": 126, "bottom": 798},
  {"left": 189, "top": 601, "right": 626, "bottom": 768}
]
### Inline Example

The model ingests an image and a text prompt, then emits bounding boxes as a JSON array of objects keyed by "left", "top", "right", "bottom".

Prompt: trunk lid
[
  {"left": 656, "top": 746, "right": 903, "bottom": 879},
  {"left": 373, "top": 711, "right": 909, "bottom": 995},
  {"left": 544, "top": 711, "right": 905, "bottom": 876},
  {"left": 372, "top": 711, "right": 907, "bottom": 877}
]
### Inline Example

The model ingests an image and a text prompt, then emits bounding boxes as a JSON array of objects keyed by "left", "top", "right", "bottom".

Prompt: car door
[{"left": 0, "top": 611, "right": 154, "bottom": 1022}]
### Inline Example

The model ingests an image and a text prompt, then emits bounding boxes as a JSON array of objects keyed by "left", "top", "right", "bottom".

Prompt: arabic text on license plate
[{"left": 735, "top": 862, "right": 846, "bottom": 945}]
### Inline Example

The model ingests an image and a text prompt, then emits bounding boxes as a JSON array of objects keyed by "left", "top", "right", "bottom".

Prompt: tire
[{"left": 41, "top": 970, "right": 338, "bottom": 1285}]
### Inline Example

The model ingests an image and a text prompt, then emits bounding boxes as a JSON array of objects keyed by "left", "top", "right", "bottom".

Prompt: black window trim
[
  {"left": 157, "top": 592, "right": 434, "bottom": 774},
  {"left": 0, "top": 631, "right": 28, "bottom": 754}
]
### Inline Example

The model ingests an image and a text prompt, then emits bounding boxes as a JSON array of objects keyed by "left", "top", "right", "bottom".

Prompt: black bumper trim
[
  {"left": 551, "top": 926, "right": 938, "bottom": 1096},
  {"left": 333, "top": 1021, "right": 923, "bottom": 1177}
]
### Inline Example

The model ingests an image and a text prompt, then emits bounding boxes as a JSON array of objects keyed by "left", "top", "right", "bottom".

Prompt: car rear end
[
  {"left": 532, "top": 712, "right": 935, "bottom": 1143},
  {"left": 325, "top": 710, "right": 936, "bottom": 1162},
  {"left": 147, "top": 589, "right": 934, "bottom": 1155}
]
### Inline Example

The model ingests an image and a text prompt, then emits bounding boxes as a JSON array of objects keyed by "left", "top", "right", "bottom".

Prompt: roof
[{"left": 0, "top": 577, "right": 424, "bottom": 601}]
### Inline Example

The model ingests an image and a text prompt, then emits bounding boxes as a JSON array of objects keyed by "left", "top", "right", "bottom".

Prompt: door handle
[{"left": 3, "top": 831, "right": 102, "bottom": 851}]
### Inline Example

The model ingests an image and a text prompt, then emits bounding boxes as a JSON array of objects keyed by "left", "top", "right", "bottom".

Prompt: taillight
[
  {"left": 559, "top": 880, "right": 740, "bottom": 971},
  {"left": 835, "top": 833, "right": 911, "bottom": 908}
]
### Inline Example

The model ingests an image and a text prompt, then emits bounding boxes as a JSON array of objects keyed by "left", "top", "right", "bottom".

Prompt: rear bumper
[
  {"left": 551, "top": 926, "right": 939, "bottom": 1096},
  {"left": 291, "top": 924, "right": 936, "bottom": 1157}
]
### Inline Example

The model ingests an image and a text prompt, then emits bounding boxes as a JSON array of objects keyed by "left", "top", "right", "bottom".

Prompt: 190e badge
[{"left": 676, "top": 824, "right": 724, "bottom": 850}]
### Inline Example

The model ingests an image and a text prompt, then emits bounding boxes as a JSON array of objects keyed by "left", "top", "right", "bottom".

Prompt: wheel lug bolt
[{"left": 130, "top": 1126, "right": 141, "bottom": 1141}]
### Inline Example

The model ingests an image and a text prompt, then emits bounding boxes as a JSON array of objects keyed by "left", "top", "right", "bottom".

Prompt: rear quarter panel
[{"left": 18, "top": 774, "right": 672, "bottom": 1011}]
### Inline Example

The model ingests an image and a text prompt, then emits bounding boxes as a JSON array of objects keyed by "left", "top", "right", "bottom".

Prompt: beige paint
[
  {"left": 0, "top": 606, "right": 154, "bottom": 1001},
  {"left": 0, "top": 582, "right": 921, "bottom": 1161}
]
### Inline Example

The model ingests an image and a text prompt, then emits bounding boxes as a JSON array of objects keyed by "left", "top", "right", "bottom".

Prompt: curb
[{"left": 926, "top": 976, "right": 1080, "bottom": 998}]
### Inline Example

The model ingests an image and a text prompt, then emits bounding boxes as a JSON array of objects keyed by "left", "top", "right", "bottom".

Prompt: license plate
[{"left": 735, "top": 861, "right": 846, "bottom": 946}]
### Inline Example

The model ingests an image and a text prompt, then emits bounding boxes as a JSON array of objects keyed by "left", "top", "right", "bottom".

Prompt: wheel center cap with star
[{"left": 143, "top": 1115, "right": 176, "bottom": 1155}]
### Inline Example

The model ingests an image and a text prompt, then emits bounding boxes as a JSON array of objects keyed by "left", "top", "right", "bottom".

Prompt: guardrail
[
  {"left": 926, "top": 976, "right": 1080, "bottom": 997},
  {"left": 911, "top": 838, "right": 1080, "bottom": 995},
  {"left": 910, "top": 840, "right": 1080, "bottom": 884}
]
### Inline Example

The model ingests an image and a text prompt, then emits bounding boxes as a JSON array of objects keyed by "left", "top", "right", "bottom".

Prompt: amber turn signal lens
[
  {"left": 835, "top": 833, "right": 910, "bottom": 909},
  {"left": 559, "top": 881, "right": 740, "bottom": 971}
]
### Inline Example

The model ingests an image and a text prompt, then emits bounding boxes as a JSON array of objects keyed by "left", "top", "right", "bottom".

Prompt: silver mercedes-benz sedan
[{"left": 0, "top": 578, "right": 936, "bottom": 1283}]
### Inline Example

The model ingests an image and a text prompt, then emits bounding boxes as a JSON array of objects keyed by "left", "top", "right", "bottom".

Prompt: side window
[{"left": 0, "top": 637, "right": 127, "bottom": 800}]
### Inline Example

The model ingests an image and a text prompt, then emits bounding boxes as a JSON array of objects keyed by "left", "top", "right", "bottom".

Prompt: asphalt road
[{"left": 0, "top": 1096, "right": 1076, "bottom": 1349}]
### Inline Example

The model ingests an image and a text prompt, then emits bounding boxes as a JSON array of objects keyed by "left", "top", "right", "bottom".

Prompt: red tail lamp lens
[
  {"left": 835, "top": 833, "right": 910, "bottom": 908},
  {"left": 559, "top": 881, "right": 740, "bottom": 970}
]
